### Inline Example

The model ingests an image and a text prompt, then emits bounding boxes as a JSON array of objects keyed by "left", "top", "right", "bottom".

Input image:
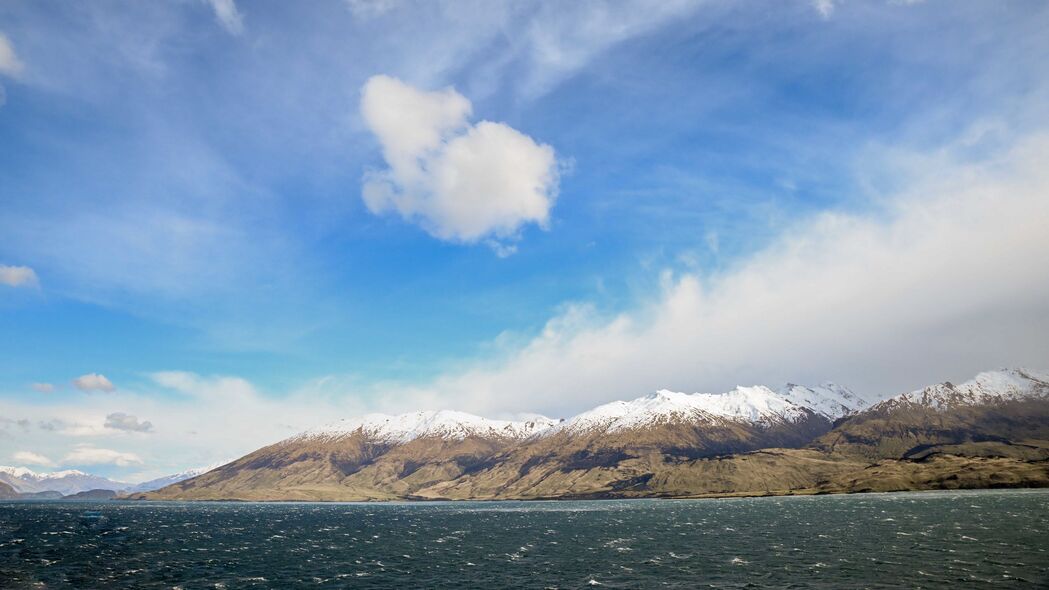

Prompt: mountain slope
[
  {"left": 135, "top": 411, "right": 559, "bottom": 501},
  {"left": 416, "top": 385, "right": 866, "bottom": 500},
  {"left": 814, "top": 368, "right": 1049, "bottom": 460}
]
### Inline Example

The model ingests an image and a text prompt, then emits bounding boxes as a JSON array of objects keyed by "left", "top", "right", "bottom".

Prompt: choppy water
[{"left": 1, "top": 490, "right": 1047, "bottom": 588}]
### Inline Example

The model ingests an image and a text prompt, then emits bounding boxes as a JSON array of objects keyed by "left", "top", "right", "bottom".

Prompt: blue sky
[{"left": 2, "top": 0, "right": 1048, "bottom": 480}]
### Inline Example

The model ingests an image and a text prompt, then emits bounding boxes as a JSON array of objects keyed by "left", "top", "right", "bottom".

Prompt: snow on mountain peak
[
  {"left": 889, "top": 368, "right": 1049, "bottom": 409},
  {"left": 293, "top": 410, "right": 560, "bottom": 444},
  {"left": 0, "top": 466, "right": 90, "bottom": 480},
  {"left": 553, "top": 383, "right": 865, "bottom": 435},
  {"left": 777, "top": 382, "right": 870, "bottom": 420},
  {"left": 0, "top": 466, "right": 39, "bottom": 478}
]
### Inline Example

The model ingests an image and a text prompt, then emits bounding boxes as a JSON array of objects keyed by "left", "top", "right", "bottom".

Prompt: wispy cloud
[
  {"left": 812, "top": 0, "right": 837, "bottom": 19},
  {"left": 12, "top": 451, "right": 55, "bottom": 467},
  {"left": 31, "top": 383, "right": 55, "bottom": 394},
  {"left": 0, "top": 33, "right": 24, "bottom": 77},
  {"left": 64, "top": 445, "right": 143, "bottom": 467},
  {"left": 204, "top": 0, "right": 244, "bottom": 35},
  {"left": 361, "top": 75, "right": 559, "bottom": 252}
]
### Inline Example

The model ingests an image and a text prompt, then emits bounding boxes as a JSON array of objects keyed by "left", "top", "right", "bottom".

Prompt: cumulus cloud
[
  {"left": 64, "top": 445, "right": 143, "bottom": 467},
  {"left": 204, "top": 0, "right": 244, "bottom": 35},
  {"left": 73, "top": 373, "right": 116, "bottom": 392},
  {"left": 13, "top": 451, "right": 55, "bottom": 467},
  {"left": 0, "top": 33, "right": 24, "bottom": 77},
  {"left": 104, "top": 412, "right": 154, "bottom": 433},
  {"left": 372, "top": 133, "right": 1049, "bottom": 417},
  {"left": 0, "top": 265, "right": 38, "bottom": 288},
  {"left": 360, "top": 75, "right": 559, "bottom": 251},
  {"left": 31, "top": 383, "right": 54, "bottom": 394}
]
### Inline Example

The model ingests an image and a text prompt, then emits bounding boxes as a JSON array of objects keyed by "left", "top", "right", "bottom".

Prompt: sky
[{"left": 1, "top": 0, "right": 1048, "bottom": 482}]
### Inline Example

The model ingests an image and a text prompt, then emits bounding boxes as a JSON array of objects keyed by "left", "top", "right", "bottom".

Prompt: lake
[{"left": 2, "top": 489, "right": 1047, "bottom": 588}]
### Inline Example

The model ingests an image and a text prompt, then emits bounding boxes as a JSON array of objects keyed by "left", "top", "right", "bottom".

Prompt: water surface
[{"left": 2, "top": 489, "right": 1046, "bottom": 588}]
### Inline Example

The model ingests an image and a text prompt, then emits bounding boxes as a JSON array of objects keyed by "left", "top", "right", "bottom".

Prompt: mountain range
[
  {"left": 0, "top": 462, "right": 224, "bottom": 499},
  {"left": 133, "top": 368, "right": 1049, "bottom": 501}
]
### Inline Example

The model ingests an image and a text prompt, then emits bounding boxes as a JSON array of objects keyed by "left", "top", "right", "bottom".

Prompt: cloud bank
[
  {"left": 374, "top": 133, "right": 1049, "bottom": 417},
  {"left": 360, "top": 75, "right": 559, "bottom": 252}
]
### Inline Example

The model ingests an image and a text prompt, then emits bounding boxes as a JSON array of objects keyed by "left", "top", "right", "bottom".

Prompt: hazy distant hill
[
  {"left": 0, "top": 463, "right": 228, "bottom": 499},
  {"left": 133, "top": 369, "right": 1049, "bottom": 501},
  {"left": 0, "top": 467, "right": 128, "bottom": 496}
]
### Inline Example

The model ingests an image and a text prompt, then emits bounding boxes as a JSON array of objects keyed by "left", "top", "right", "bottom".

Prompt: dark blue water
[{"left": 1, "top": 490, "right": 1046, "bottom": 588}]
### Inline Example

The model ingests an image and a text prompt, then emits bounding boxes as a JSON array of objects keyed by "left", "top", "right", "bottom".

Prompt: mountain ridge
[{"left": 111, "top": 368, "right": 1049, "bottom": 501}]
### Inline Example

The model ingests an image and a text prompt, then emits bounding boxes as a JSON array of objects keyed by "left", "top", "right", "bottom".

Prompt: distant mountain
[
  {"left": 63, "top": 488, "right": 119, "bottom": 500},
  {"left": 0, "top": 462, "right": 227, "bottom": 497},
  {"left": 133, "top": 368, "right": 1049, "bottom": 502},
  {"left": 0, "top": 467, "right": 128, "bottom": 496}
]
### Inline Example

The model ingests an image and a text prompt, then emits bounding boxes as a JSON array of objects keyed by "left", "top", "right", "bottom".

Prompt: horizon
[{"left": 2, "top": 1, "right": 1049, "bottom": 483}]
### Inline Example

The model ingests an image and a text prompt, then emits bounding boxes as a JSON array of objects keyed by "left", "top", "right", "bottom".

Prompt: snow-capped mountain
[
  {"left": 875, "top": 368, "right": 1049, "bottom": 410},
  {"left": 133, "top": 368, "right": 1049, "bottom": 502},
  {"left": 552, "top": 383, "right": 869, "bottom": 435},
  {"left": 777, "top": 382, "right": 872, "bottom": 420},
  {"left": 815, "top": 368, "right": 1049, "bottom": 460},
  {"left": 125, "top": 461, "right": 231, "bottom": 493},
  {"left": 0, "top": 466, "right": 128, "bottom": 496},
  {"left": 292, "top": 410, "right": 560, "bottom": 443}
]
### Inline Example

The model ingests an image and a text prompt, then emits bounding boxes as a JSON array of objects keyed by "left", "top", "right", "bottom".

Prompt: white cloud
[
  {"left": 360, "top": 75, "right": 559, "bottom": 250},
  {"left": 64, "top": 445, "right": 143, "bottom": 467},
  {"left": 204, "top": 0, "right": 244, "bottom": 35},
  {"left": 0, "top": 33, "right": 24, "bottom": 77},
  {"left": 104, "top": 412, "right": 153, "bottom": 433},
  {"left": 13, "top": 451, "right": 55, "bottom": 467},
  {"left": 0, "top": 265, "right": 38, "bottom": 288},
  {"left": 369, "top": 132, "right": 1049, "bottom": 417},
  {"left": 73, "top": 373, "right": 116, "bottom": 392},
  {"left": 31, "top": 383, "right": 55, "bottom": 394}
]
